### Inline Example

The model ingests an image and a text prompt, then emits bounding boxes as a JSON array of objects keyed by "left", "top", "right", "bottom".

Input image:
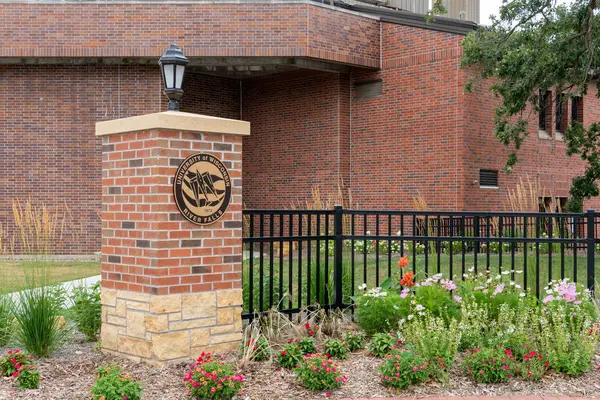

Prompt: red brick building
[{"left": 1, "top": 0, "right": 599, "bottom": 254}]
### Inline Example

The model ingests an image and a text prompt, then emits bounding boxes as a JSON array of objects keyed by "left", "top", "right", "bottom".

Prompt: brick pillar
[{"left": 96, "top": 111, "right": 249, "bottom": 364}]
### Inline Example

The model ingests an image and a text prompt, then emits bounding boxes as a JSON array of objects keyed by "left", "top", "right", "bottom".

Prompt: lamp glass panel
[
  {"left": 162, "top": 64, "right": 175, "bottom": 89},
  {"left": 175, "top": 65, "right": 185, "bottom": 89}
]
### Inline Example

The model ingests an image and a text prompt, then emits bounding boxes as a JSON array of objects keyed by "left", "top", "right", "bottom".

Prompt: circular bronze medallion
[{"left": 173, "top": 153, "right": 232, "bottom": 225}]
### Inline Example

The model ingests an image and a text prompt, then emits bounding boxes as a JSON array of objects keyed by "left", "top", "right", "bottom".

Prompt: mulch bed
[{"left": 2, "top": 339, "right": 600, "bottom": 400}]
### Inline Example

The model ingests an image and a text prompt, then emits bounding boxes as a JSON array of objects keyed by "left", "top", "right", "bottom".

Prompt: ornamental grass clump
[
  {"left": 12, "top": 284, "right": 68, "bottom": 357},
  {"left": 378, "top": 349, "right": 428, "bottom": 389},
  {"left": 294, "top": 353, "right": 347, "bottom": 391},
  {"left": 184, "top": 353, "right": 244, "bottom": 400},
  {"left": 462, "top": 345, "right": 515, "bottom": 384},
  {"left": 323, "top": 338, "right": 350, "bottom": 359},
  {"left": 242, "top": 336, "right": 270, "bottom": 362},
  {"left": 368, "top": 333, "right": 398, "bottom": 358},
  {"left": 277, "top": 341, "right": 304, "bottom": 369},
  {"left": 343, "top": 331, "right": 366, "bottom": 351},
  {"left": 0, "top": 294, "right": 11, "bottom": 346},
  {"left": 91, "top": 365, "right": 142, "bottom": 400}
]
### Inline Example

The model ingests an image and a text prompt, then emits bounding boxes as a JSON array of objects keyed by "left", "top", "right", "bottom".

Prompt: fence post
[
  {"left": 586, "top": 209, "right": 595, "bottom": 296},
  {"left": 334, "top": 204, "right": 344, "bottom": 309}
]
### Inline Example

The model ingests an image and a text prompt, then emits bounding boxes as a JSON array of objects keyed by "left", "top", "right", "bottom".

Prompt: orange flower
[
  {"left": 400, "top": 271, "right": 415, "bottom": 287},
  {"left": 397, "top": 256, "right": 409, "bottom": 269}
]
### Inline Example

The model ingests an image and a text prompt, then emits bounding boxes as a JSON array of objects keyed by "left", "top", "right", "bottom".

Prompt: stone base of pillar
[{"left": 101, "top": 288, "right": 242, "bottom": 363}]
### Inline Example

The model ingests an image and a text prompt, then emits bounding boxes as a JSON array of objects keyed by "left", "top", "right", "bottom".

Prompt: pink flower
[
  {"left": 542, "top": 295, "right": 555, "bottom": 304},
  {"left": 453, "top": 295, "right": 462, "bottom": 303}
]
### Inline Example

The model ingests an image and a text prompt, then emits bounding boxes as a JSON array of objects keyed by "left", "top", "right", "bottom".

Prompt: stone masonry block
[
  {"left": 145, "top": 314, "right": 169, "bottom": 333},
  {"left": 101, "top": 323, "right": 119, "bottom": 351},
  {"left": 126, "top": 310, "right": 147, "bottom": 338},
  {"left": 190, "top": 328, "right": 211, "bottom": 347},
  {"left": 217, "top": 289, "right": 242, "bottom": 308},
  {"left": 149, "top": 294, "right": 182, "bottom": 314},
  {"left": 182, "top": 292, "right": 216, "bottom": 320},
  {"left": 101, "top": 288, "right": 117, "bottom": 307},
  {"left": 118, "top": 336, "right": 152, "bottom": 359},
  {"left": 211, "top": 332, "right": 243, "bottom": 344},
  {"left": 170, "top": 318, "right": 216, "bottom": 331},
  {"left": 152, "top": 331, "right": 190, "bottom": 361}
]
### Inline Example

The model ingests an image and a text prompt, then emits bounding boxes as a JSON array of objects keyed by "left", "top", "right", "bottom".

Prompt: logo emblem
[{"left": 173, "top": 153, "right": 232, "bottom": 225}]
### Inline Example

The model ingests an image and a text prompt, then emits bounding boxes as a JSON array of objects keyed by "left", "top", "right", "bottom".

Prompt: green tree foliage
[{"left": 461, "top": 0, "right": 600, "bottom": 211}]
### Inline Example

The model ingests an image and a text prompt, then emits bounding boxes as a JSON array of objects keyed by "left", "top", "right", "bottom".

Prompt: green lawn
[
  {"left": 243, "top": 248, "right": 600, "bottom": 313},
  {"left": 0, "top": 260, "right": 101, "bottom": 293}
]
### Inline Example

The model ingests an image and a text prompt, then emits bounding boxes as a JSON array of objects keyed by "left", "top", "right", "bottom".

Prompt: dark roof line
[{"left": 332, "top": 1, "right": 478, "bottom": 36}]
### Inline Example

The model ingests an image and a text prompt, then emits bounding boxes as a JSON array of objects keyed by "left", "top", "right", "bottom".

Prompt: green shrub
[
  {"left": 0, "top": 295, "right": 11, "bottom": 346},
  {"left": 242, "top": 336, "right": 270, "bottom": 361},
  {"left": 538, "top": 305, "right": 595, "bottom": 376},
  {"left": 355, "top": 292, "right": 409, "bottom": 334},
  {"left": 91, "top": 365, "right": 142, "bottom": 400},
  {"left": 323, "top": 339, "right": 350, "bottom": 359},
  {"left": 71, "top": 282, "right": 101, "bottom": 341},
  {"left": 368, "top": 333, "right": 397, "bottom": 358},
  {"left": 296, "top": 337, "right": 316, "bottom": 355},
  {"left": 379, "top": 349, "right": 428, "bottom": 389},
  {"left": 343, "top": 331, "right": 366, "bottom": 351},
  {"left": 184, "top": 353, "right": 244, "bottom": 399},
  {"left": 402, "top": 313, "right": 460, "bottom": 381},
  {"left": 294, "top": 354, "right": 347, "bottom": 391},
  {"left": 276, "top": 342, "right": 303, "bottom": 369},
  {"left": 462, "top": 345, "right": 515, "bottom": 384},
  {"left": 11, "top": 285, "right": 68, "bottom": 357},
  {"left": 413, "top": 284, "right": 460, "bottom": 322}
]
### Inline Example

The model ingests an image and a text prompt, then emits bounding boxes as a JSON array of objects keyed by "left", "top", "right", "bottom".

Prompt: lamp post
[{"left": 159, "top": 44, "right": 189, "bottom": 111}]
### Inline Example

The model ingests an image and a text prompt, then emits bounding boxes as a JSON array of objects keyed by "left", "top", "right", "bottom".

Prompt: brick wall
[
  {"left": 0, "top": 2, "right": 380, "bottom": 68},
  {"left": 0, "top": 64, "right": 239, "bottom": 254},
  {"left": 242, "top": 70, "right": 350, "bottom": 209}
]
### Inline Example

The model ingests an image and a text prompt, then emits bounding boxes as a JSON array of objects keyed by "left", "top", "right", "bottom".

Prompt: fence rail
[{"left": 241, "top": 207, "right": 599, "bottom": 320}]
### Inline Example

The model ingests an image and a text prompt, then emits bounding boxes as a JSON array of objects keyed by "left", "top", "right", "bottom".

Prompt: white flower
[
  {"left": 397, "top": 230, "right": 402, "bottom": 236},
  {"left": 502, "top": 270, "right": 510, "bottom": 275},
  {"left": 407, "top": 314, "right": 414, "bottom": 320},
  {"left": 468, "top": 267, "right": 475, "bottom": 272},
  {"left": 393, "top": 305, "right": 399, "bottom": 310},
  {"left": 546, "top": 289, "right": 553, "bottom": 295},
  {"left": 515, "top": 270, "right": 523, "bottom": 274},
  {"left": 415, "top": 304, "right": 425, "bottom": 311},
  {"left": 358, "top": 283, "right": 367, "bottom": 290},
  {"left": 519, "top": 293, "right": 526, "bottom": 297},
  {"left": 366, "top": 231, "right": 371, "bottom": 235},
  {"left": 515, "top": 284, "right": 521, "bottom": 289},
  {"left": 495, "top": 275, "right": 501, "bottom": 280},
  {"left": 510, "top": 281, "right": 515, "bottom": 286},
  {"left": 399, "top": 318, "right": 405, "bottom": 325}
]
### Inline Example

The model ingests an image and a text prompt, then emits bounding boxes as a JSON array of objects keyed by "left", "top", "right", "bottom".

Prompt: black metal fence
[{"left": 242, "top": 207, "right": 599, "bottom": 320}]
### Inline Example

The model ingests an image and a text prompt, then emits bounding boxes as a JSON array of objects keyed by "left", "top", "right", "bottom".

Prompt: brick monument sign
[{"left": 96, "top": 111, "right": 249, "bottom": 364}]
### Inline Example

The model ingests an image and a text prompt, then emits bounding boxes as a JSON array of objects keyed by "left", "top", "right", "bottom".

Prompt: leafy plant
[
  {"left": 296, "top": 337, "right": 316, "bottom": 355},
  {"left": 276, "top": 341, "right": 304, "bottom": 369},
  {"left": 379, "top": 349, "right": 428, "bottom": 389},
  {"left": 368, "top": 333, "right": 397, "bottom": 358},
  {"left": 90, "top": 365, "right": 142, "bottom": 400},
  {"left": 71, "top": 282, "right": 101, "bottom": 341},
  {"left": 355, "top": 292, "right": 409, "bottom": 334},
  {"left": 294, "top": 354, "right": 347, "bottom": 391},
  {"left": 11, "top": 284, "right": 68, "bottom": 357},
  {"left": 16, "top": 366, "right": 40, "bottom": 390},
  {"left": 184, "top": 353, "right": 244, "bottom": 400},
  {"left": 343, "top": 331, "right": 366, "bottom": 352},
  {"left": 323, "top": 339, "right": 350, "bottom": 359},
  {"left": 402, "top": 313, "right": 460, "bottom": 381},
  {"left": 0, "top": 350, "right": 34, "bottom": 377},
  {"left": 519, "top": 350, "right": 549, "bottom": 381},
  {"left": 462, "top": 345, "right": 515, "bottom": 384}
]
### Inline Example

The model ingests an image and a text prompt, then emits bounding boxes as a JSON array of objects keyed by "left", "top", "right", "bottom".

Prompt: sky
[{"left": 480, "top": 0, "right": 504, "bottom": 26}]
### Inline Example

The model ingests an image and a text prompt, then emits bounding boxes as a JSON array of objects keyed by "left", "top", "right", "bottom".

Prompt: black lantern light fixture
[{"left": 159, "top": 44, "right": 189, "bottom": 111}]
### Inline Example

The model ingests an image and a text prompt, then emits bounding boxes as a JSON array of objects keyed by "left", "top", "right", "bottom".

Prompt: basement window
[
  {"left": 480, "top": 169, "right": 499, "bottom": 189},
  {"left": 354, "top": 80, "right": 382, "bottom": 100}
]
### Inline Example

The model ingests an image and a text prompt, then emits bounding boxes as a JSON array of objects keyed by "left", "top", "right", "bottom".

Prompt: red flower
[
  {"left": 400, "top": 271, "right": 415, "bottom": 287},
  {"left": 304, "top": 322, "right": 310, "bottom": 330},
  {"left": 398, "top": 256, "right": 409, "bottom": 268},
  {"left": 505, "top": 349, "right": 513, "bottom": 357}
]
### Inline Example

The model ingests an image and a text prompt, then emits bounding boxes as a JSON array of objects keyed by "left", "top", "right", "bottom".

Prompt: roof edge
[{"left": 334, "top": 1, "right": 478, "bottom": 36}]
